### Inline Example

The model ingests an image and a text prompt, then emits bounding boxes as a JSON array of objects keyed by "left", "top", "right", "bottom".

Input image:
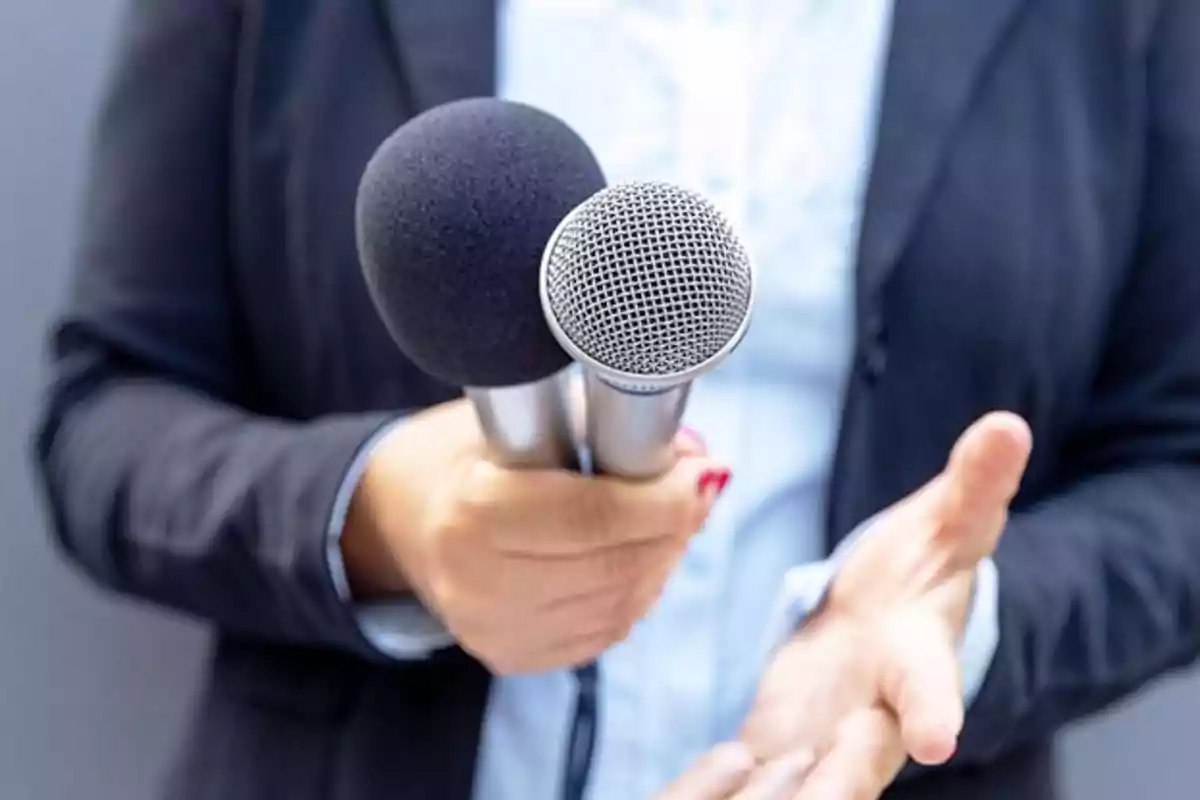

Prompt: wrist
[{"left": 341, "top": 424, "right": 416, "bottom": 600}]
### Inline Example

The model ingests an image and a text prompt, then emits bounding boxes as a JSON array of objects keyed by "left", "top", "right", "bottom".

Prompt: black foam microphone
[
  {"left": 356, "top": 97, "right": 605, "bottom": 469},
  {"left": 354, "top": 97, "right": 604, "bottom": 800}
]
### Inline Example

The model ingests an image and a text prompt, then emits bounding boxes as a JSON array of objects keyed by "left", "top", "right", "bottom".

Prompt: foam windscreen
[{"left": 356, "top": 98, "right": 606, "bottom": 388}]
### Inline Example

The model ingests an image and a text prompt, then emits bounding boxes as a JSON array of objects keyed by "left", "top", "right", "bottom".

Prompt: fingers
[
  {"left": 656, "top": 743, "right": 756, "bottom": 800},
  {"left": 431, "top": 420, "right": 723, "bottom": 674},
  {"left": 482, "top": 536, "right": 686, "bottom": 607},
  {"left": 655, "top": 746, "right": 816, "bottom": 800},
  {"left": 879, "top": 614, "right": 963, "bottom": 765},
  {"left": 792, "top": 708, "right": 906, "bottom": 800},
  {"left": 930, "top": 412, "right": 1032, "bottom": 564},
  {"left": 450, "top": 487, "right": 699, "bottom": 674},
  {"left": 731, "top": 750, "right": 817, "bottom": 800},
  {"left": 472, "top": 452, "right": 729, "bottom": 556}
]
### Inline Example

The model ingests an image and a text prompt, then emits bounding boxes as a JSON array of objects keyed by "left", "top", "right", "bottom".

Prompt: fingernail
[{"left": 697, "top": 468, "right": 732, "bottom": 501}]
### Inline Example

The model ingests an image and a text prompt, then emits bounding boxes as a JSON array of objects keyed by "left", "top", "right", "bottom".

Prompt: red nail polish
[{"left": 698, "top": 468, "right": 732, "bottom": 499}]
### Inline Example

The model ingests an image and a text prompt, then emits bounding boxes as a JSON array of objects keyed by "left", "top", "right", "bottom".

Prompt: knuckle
[{"left": 455, "top": 462, "right": 503, "bottom": 528}]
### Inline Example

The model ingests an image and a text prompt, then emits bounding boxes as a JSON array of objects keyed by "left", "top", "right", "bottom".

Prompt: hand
[
  {"left": 341, "top": 398, "right": 728, "bottom": 675},
  {"left": 657, "top": 744, "right": 817, "bottom": 800},
  {"left": 740, "top": 412, "right": 1033, "bottom": 798}
]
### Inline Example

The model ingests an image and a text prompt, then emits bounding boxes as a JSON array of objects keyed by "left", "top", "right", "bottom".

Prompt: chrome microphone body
[
  {"left": 582, "top": 378, "right": 689, "bottom": 478},
  {"left": 540, "top": 181, "right": 756, "bottom": 479},
  {"left": 465, "top": 372, "right": 579, "bottom": 470}
]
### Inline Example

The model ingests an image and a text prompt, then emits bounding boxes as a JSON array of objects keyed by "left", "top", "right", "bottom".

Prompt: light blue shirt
[{"left": 328, "top": 1, "right": 1000, "bottom": 798}]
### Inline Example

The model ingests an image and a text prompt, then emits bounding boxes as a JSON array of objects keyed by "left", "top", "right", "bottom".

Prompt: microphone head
[
  {"left": 540, "top": 181, "right": 755, "bottom": 391},
  {"left": 355, "top": 98, "right": 605, "bottom": 388}
]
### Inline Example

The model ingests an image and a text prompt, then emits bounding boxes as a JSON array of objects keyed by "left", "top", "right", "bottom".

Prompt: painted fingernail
[{"left": 697, "top": 468, "right": 732, "bottom": 500}]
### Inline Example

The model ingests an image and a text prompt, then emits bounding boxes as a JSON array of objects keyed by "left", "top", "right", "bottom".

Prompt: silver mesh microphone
[{"left": 540, "top": 181, "right": 755, "bottom": 478}]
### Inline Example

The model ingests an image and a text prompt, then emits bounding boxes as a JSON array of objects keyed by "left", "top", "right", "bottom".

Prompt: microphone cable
[
  {"left": 560, "top": 439, "right": 599, "bottom": 800},
  {"left": 561, "top": 662, "right": 600, "bottom": 800}
]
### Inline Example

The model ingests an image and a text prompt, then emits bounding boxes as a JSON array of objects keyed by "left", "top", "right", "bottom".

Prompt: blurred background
[{"left": 1, "top": 3, "right": 1198, "bottom": 799}]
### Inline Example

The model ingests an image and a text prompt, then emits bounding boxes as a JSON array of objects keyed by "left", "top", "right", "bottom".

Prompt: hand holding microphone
[
  {"left": 344, "top": 98, "right": 733, "bottom": 675},
  {"left": 345, "top": 396, "right": 724, "bottom": 674}
]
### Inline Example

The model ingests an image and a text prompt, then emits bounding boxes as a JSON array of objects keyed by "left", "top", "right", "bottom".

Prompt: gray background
[{"left": 1, "top": 2, "right": 1197, "bottom": 799}]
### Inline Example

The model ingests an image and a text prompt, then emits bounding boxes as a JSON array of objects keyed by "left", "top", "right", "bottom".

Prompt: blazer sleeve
[
  {"left": 954, "top": 0, "right": 1200, "bottom": 764},
  {"left": 31, "top": 0, "right": 395, "bottom": 660}
]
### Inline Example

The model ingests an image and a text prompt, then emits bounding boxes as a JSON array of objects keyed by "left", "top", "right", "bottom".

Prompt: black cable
[{"left": 560, "top": 661, "right": 599, "bottom": 800}]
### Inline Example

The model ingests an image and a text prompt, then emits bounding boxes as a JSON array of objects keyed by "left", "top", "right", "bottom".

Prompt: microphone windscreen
[{"left": 355, "top": 97, "right": 605, "bottom": 388}]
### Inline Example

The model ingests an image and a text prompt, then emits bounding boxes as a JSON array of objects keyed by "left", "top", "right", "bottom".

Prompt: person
[{"left": 30, "top": 1, "right": 1200, "bottom": 799}]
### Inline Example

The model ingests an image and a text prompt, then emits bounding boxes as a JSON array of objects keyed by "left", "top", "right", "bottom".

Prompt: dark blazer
[{"left": 31, "top": 1, "right": 1200, "bottom": 798}]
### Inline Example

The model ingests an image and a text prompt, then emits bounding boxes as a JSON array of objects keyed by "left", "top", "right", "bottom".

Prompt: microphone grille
[{"left": 542, "top": 181, "right": 753, "bottom": 381}]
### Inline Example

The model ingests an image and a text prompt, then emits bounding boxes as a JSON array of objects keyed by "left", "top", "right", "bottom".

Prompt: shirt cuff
[
  {"left": 760, "top": 518, "right": 1001, "bottom": 708},
  {"left": 326, "top": 417, "right": 455, "bottom": 660}
]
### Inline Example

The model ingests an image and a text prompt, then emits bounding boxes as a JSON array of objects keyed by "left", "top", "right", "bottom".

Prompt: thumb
[
  {"left": 929, "top": 411, "right": 1032, "bottom": 565},
  {"left": 880, "top": 612, "right": 964, "bottom": 766}
]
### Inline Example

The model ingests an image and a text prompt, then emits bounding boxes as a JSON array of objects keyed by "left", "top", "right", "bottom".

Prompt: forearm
[{"left": 34, "top": 373, "right": 399, "bottom": 659}]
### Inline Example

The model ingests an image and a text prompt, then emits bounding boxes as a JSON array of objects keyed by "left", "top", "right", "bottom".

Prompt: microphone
[
  {"left": 540, "top": 181, "right": 756, "bottom": 478},
  {"left": 354, "top": 97, "right": 605, "bottom": 469},
  {"left": 353, "top": 97, "right": 606, "bottom": 800}
]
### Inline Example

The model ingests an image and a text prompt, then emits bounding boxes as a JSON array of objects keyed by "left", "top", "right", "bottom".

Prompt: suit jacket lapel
[
  {"left": 856, "top": 0, "right": 1033, "bottom": 307},
  {"left": 377, "top": 0, "right": 496, "bottom": 112}
]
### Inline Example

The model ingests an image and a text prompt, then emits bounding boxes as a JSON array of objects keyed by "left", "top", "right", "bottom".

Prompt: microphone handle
[
  {"left": 555, "top": 372, "right": 691, "bottom": 799},
  {"left": 465, "top": 369, "right": 579, "bottom": 470},
  {"left": 469, "top": 368, "right": 688, "bottom": 800},
  {"left": 466, "top": 369, "right": 596, "bottom": 800},
  {"left": 584, "top": 372, "right": 691, "bottom": 478}
]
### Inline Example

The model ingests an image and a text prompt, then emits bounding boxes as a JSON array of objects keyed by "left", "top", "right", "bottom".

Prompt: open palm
[{"left": 739, "top": 412, "right": 1032, "bottom": 799}]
